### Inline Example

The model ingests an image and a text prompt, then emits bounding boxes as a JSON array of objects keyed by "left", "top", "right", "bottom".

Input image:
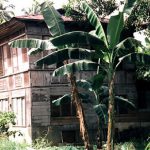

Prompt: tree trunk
[
  {"left": 68, "top": 74, "right": 92, "bottom": 150},
  {"left": 107, "top": 73, "right": 115, "bottom": 150}
]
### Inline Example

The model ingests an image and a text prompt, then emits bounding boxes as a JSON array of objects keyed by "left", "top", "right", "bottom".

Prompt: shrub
[{"left": 0, "top": 111, "right": 16, "bottom": 137}]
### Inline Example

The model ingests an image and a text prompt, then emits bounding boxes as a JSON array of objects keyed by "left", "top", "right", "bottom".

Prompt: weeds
[{"left": 0, "top": 138, "right": 28, "bottom": 150}]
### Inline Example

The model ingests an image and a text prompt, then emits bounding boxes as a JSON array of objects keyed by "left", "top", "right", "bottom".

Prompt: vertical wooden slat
[
  {"left": 0, "top": 47, "right": 4, "bottom": 76},
  {"left": 7, "top": 45, "right": 11, "bottom": 67},
  {"left": 22, "top": 48, "right": 28, "bottom": 62},
  {"left": 3, "top": 100, "right": 5, "bottom": 112},
  {"left": 13, "top": 98, "right": 18, "bottom": 125},
  {"left": 6, "top": 100, "right": 8, "bottom": 112},
  {"left": 0, "top": 99, "right": 8, "bottom": 112},
  {"left": 22, "top": 97, "right": 26, "bottom": 126},
  {"left": 18, "top": 98, "right": 22, "bottom": 126},
  {"left": 12, "top": 48, "right": 18, "bottom": 73},
  {"left": 24, "top": 72, "right": 29, "bottom": 87}
]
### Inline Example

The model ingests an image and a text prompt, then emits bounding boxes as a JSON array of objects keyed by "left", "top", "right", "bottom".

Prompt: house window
[
  {"left": 137, "top": 80, "right": 150, "bottom": 110},
  {"left": 0, "top": 99, "right": 8, "bottom": 112},
  {"left": 12, "top": 97, "right": 26, "bottom": 126},
  {"left": 0, "top": 47, "right": 4, "bottom": 76},
  {"left": 62, "top": 130, "right": 76, "bottom": 143},
  {"left": 50, "top": 95, "right": 76, "bottom": 117}
]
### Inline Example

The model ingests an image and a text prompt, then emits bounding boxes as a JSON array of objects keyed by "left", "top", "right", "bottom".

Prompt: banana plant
[
  {"left": 44, "top": 1, "right": 149, "bottom": 150},
  {"left": 10, "top": 2, "right": 94, "bottom": 150},
  {"left": 40, "top": 1, "right": 150, "bottom": 150},
  {"left": 51, "top": 78, "right": 135, "bottom": 148},
  {"left": 10, "top": 1, "right": 150, "bottom": 150}
]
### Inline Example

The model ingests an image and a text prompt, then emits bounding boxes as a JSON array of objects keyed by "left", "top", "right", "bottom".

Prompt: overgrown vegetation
[
  {"left": 10, "top": 0, "right": 150, "bottom": 150},
  {"left": 0, "top": 0, "right": 14, "bottom": 24},
  {"left": 0, "top": 138, "right": 28, "bottom": 150},
  {"left": 126, "top": 0, "right": 150, "bottom": 31},
  {"left": 0, "top": 112, "right": 16, "bottom": 137},
  {"left": 63, "top": 0, "right": 117, "bottom": 20}
]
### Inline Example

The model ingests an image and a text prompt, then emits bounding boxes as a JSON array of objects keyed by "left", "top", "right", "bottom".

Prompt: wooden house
[
  {"left": 0, "top": 13, "right": 149, "bottom": 144},
  {"left": 0, "top": 14, "right": 98, "bottom": 144}
]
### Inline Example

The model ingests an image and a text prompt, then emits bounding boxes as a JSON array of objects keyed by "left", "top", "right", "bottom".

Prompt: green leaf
[
  {"left": 52, "top": 94, "right": 71, "bottom": 106},
  {"left": 107, "top": 12, "right": 124, "bottom": 49},
  {"left": 10, "top": 39, "right": 55, "bottom": 51},
  {"left": 52, "top": 93, "right": 90, "bottom": 106},
  {"left": 35, "top": 48, "right": 96, "bottom": 66},
  {"left": 53, "top": 60, "right": 98, "bottom": 76},
  {"left": 119, "top": 53, "right": 150, "bottom": 66},
  {"left": 78, "top": 93, "right": 90, "bottom": 103},
  {"left": 41, "top": 2, "right": 65, "bottom": 36},
  {"left": 94, "top": 104, "right": 108, "bottom": 124},
  {"left": 99, "top": 86, "right": 109, "bottom": 98},
  {"left": 76, "top": 80, "right": 93, "bottom": 92},
  {"left": 90, "top": 72, "right": 106, "bottom": 90},
  {"left": 115, "top": 96, "right": 135, "bottom": 108},
  {"left": 115, "top": 37, "right": 141, "bottom": 57},
  {"left": 81, "top": 1, "right": 108, "bottom": 47},
  {"left": 51, "top": 31, "right": 106, "bottom": 51},
  {"left": 28, "top": 48, "right": 44, "bottom": 55},
  {"left": 124, "top": 0, "right": 138, "bottom": 15}
]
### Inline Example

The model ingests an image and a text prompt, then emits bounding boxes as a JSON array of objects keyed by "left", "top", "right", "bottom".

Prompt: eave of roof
[
  {"left": 0, "top": 14, "right": 74, "bottom": 40},
  {"left": 15, "top": 14, "right": 73, "bottom": 22}
]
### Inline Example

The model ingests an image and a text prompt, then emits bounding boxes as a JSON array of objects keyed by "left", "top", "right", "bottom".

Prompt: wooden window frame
[
  {"left": 0, "top": 98, "right": 8, "bottom": 112},
  {"left": 50, "top": 95, "right": 76, "bottom": 117},
  {"left": 12, "top": 97, "right": 26, "bottom": 127}
]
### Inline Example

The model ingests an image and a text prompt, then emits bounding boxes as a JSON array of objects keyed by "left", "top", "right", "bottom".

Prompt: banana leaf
[
  {"left": 41, "top": 1, "right": 65, "bottom": 36},
  {"left": 53, "top": 60, "right": 98, "bottom": 76},
  {"left": 81, "top": 1, "right": 108, "bottom": 47},
  {"left": 51, "top": 31, "right": 107, "bottom": 51},
  {"left": 35, "top": 48, "right": 97, "bottom": 66}
]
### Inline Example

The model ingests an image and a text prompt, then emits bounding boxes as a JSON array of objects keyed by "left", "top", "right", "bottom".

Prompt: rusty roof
[{"left": 15, "top": 14, "right": 73, "bottom": 22}]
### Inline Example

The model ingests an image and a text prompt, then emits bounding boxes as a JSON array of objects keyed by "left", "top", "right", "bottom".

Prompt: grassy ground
[{"left": 0, "top": 137, "right": 149, "bottom": 150}]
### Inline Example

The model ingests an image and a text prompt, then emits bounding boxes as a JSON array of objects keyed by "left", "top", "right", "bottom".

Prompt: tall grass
[{"left": 0, "top": 138, "right": 28, "bottom": 150}]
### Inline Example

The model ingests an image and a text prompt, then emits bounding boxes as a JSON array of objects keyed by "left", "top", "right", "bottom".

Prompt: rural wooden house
[
  {"left": 0, "top": 13, "right": 98, "bottom": 144},
  {"left": 0, "top": 12, "right": 149, "bottom": 144}
]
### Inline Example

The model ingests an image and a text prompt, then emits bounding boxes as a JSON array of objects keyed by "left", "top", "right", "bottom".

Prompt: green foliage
[
  {"left": 63, "top": 0, "right": 116, "bottom": 19},
  {"left": 145, "top": 141, "right": 150, "bottom": 150},
  {"left": 10, "top": 1, "right": 150, "bottom": 149},
  {"left": 53, "top": 60, "right": 98, "bottom": 76},
  {"left": 51, "top": 31, "right": 106, "bottom": 50},
  {"left": 21, "top": 0, "right": 43, "bottom": 15},
  {"left": 32, "top": 137, "right": 53, "bottom": 149},
  {"left": 10, "top": 39, "right": 55, "bottom": 51},
  {"left": 0, "top": 0, "right": 14, "bottom": 24},
  {"left": 0, "top": 112, "right": 15, "bottom": 134},
  {"left": 35, "top": 48, "right": 97, "bottom": 67},
  {"left": 107, "top": 12, "right": 124, "bottom": 49},
  {"left": 52, "top": 94, "right": 71, "bottom": 106},
  {"left": 41, "top": 1, "right": 65, "bottom": 37},
  {"left": 126, "top": 0, "right": 150, "bottom": 31},
  {"left": 81, "top": 1, "right": 108, "bottom": 47},
  {"left": 0, "top": 138, "right": 28, "bottom": 150},
  {"left": 136, "top": 65, "right": 150, "bottom": 81}
]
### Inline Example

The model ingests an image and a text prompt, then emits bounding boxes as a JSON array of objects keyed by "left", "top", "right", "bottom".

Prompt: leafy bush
[
  {"left": 32, "top": 137, "right": 53, "bottom": 149},
  {"left": 145, "top": 137, "right": 150, "bottom": 150},
  {"left": 0, "top": 111, "right": 16, "bottom": 136}
]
